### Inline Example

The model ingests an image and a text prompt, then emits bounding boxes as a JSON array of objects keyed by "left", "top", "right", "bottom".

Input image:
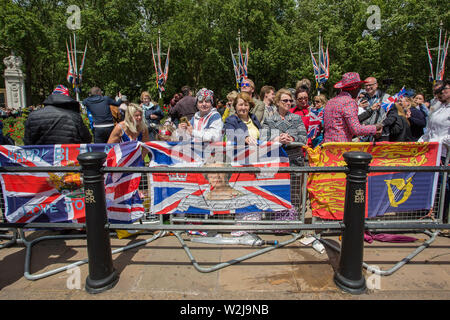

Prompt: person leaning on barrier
[
  {"left": 419, "top": 79, "right": 450, "bottom": 150},
  {"left": 224, "top": 92, "right": 261, "bottom": 146},
  {"left": 176, "top": 88, "right": 223, "bottom": 142},
  {"left": 378, "top": 101, "right": 413, "bottom": 142},
  {"left": 323, "top": 72, "right": 382, "bottom": 143},
  {"left": 419, "top": 79, "right": 450, "bottom": 224},
  {"left": 24, "top": 85, "right": 92, "bottom": 145},
  {"left": 400, "top": 96, "right": 426, "bottom": 141},
  {"left": 260, "top": 88, "right": 307, "bottom": 166},
  {"left": 107, "top": 103, "right": 150, "bottom": 144}
]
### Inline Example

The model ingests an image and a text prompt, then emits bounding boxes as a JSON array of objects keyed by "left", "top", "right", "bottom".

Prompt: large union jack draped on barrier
[
  {"left": 0, "top": 141, "right": 144, "bottom": 224},
  {"left": 143, "top": 141, "right": 293, "bottom": 215}
]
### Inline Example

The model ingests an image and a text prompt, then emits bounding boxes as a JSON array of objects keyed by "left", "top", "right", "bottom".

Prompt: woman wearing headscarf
[{"left": 176, "top": 88, "right": 223, "bottom": 142}]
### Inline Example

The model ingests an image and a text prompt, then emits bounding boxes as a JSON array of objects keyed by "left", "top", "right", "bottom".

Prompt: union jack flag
[
  {"left": 66, "top": 41, "right": 75, "bottom": 85},
  {"left": 426, "top": 40, "right": 435, "bottom": 82},
  {"left": 151, "top": 35, "right": 170, "bottom": 95},
  {"left": 381, "top": 87, "right": 406, "bottom": 113},
  {"left": 78, "top": 42, "right": 88, "bottom": 85},
  {"left": 142, "top": 141, "right": 293, "bottom": 215},
  {"left": 0, "top": 141, "right": 144, "bottom": 224},
  {"left": 230, "top": 46, "right": 241, "bottom": 89},
  {"left": 307, "top": 108, "right": 324, "bottom": 140}
]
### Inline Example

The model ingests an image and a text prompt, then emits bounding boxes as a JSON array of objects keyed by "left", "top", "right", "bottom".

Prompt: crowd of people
[
  {"left": 0, "top": 72, "right": 448, "bottom": 221},
  {"left": 2, "top": 72, "right": 448, "bottom": 164}
]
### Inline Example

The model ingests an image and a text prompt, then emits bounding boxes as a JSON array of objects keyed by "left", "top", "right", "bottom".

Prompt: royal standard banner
[
  {"left": 306, "top": 142, "right": 442, "bottom": 220},
  {"left": 0, "top": 141, "right": 144, "bottom": 223},
  {"left": 143, "top": 141, "right": 293, "bottom": 215}
]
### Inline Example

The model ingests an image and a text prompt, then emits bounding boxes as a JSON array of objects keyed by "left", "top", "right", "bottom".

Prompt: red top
[{"left": 290, "top": 105, "right": 310, "bottom": 132}]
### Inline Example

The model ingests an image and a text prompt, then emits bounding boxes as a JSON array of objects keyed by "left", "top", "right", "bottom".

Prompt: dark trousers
[{"left": 94, "top": 126, "right": 114, "bottom": 144}]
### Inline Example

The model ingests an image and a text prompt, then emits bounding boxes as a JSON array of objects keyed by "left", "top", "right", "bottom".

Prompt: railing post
[
  {"left": 77, "top": 152, "right": 119, "bottom": 294},
  {"left": 334, "top": 151, "right": 372, "bottom": 294}
]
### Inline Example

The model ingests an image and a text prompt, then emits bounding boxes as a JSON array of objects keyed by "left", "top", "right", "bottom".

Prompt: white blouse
[{"left": 419, "top": 102, "right": 450, "bottom": 157}]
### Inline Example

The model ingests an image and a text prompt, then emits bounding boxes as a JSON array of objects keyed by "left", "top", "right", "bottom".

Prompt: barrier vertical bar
[
  {"left": 77, "top": 152, "right": 119, "bottom": 294},
  {"left": 333, "top": 151, "right": 372, "bottom": 294}
]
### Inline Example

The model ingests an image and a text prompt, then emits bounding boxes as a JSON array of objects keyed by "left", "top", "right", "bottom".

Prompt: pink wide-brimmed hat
[{"left": 334, "top": 72, "right": 367, "bottom": 89}]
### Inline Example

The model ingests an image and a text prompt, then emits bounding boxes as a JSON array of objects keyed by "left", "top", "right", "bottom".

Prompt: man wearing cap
[
  {"left": 82, "top": 87, "right": 122, "bottom": 143},
  {"left": 323, "top": 72, "right": 382, "bottom": 143},
  {"left": 24, "top": 85, "right": 92, "bottom": 145},
  {"left": 176, "top": 88, "right": 223, "bottom": 142}
]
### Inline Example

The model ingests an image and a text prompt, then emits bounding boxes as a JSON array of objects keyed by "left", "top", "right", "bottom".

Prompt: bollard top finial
[
  {"left": 77, "top": 152, "right": 107, "bottom": 166},
  {"left": 343, "top": 151, "right": 372, "bottom": 165}
]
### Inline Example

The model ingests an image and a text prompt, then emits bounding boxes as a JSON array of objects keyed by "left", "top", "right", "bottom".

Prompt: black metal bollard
[
  {"left": 333, "top": 151, "right": 372, "bottom": 294},
  {"left": 77, "top": 152, "right": 119, "bottom": 294}
]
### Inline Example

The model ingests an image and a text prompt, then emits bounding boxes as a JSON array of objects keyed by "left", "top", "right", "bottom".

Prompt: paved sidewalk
[{"left": 0, "top": 229, "right": 449, "bottom": 302}]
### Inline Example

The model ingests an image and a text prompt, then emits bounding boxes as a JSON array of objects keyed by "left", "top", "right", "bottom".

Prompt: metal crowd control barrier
[
  {"left": 1, "top": 149, "right": 449, "bottom": 295},
  {"left": 311, "top": 147, "right": 450, "bottom": 281}
]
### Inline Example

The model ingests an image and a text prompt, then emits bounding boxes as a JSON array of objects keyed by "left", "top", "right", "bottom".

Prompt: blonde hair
[
  {"left": 314, "top": 94, "right": 328, "bottom": 106},
  {"left": 124, "top": 103, "right": 146, "bottom": 134},
  {"left": 140, "top": 91, "right": 152, "bottom": 103},
  {"left": 274, "top": 88, "right": 293, "bottom": 106},
  {"left": 401, "top": 97, "right": 417, "bottom": 109},
  {"left": 226, "top": 90, "right": 238, "bottom": 102},
  {"left": 393, "top": 102, "right": 410, "bottom": 126}
]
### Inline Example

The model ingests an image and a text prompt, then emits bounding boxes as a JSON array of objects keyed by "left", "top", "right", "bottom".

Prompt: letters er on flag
[{"left": 142, "top": 141, "right": 294, "bottom": 216}]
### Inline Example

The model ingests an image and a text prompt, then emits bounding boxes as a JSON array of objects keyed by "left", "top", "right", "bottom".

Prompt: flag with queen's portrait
[{"left": 141, "top": 141, "right": 294, "bottom": 216}]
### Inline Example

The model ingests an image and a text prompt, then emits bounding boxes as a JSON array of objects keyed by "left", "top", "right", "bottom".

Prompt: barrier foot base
[
  {"left": 333, "top": 272, "right": 367, "bottom": 295},
  {"left": 85, "top": 270, "right": 119, "bottom": 294}
]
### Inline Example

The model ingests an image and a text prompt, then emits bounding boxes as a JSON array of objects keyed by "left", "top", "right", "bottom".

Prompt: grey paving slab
[{"left": 0, "top": 230, "right": 449, "bottom": 301}]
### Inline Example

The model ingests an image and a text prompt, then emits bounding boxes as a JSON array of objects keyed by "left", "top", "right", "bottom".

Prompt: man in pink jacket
[{"left": 324, "top": 72, "right": 382, "bottom": 143}]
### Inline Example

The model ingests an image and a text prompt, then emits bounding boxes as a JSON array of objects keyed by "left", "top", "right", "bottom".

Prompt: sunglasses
[
  {"left": 297, "top": 97, "right": 308, "bottom": 101},
  {"left": 434, "top": 86, "right": 449, "bottom": 95},
  {"left": 281, "top": 99, "right": 294, "bottom": 103},
  {"left": 240, "top": 83, "right": 251, "bottom": 87}
]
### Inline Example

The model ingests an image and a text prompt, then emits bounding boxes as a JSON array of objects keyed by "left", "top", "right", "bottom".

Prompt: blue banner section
[{"left": 368, "top": 172, "right": 437, "bottom": 217}]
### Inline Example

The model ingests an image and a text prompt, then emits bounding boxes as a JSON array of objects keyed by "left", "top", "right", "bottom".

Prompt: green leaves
[{"left": 0, "top": 0, "right": 448, "bottom": 105}]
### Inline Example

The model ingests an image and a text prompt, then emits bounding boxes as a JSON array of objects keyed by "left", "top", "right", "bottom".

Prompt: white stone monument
[{"left": 3, "top": 53, "right": 26, "bottom": 110}]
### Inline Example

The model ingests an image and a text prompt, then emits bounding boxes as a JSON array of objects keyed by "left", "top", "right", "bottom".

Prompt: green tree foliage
[{"left": 0, "top": 0, "right": 448, "bottom": 105}]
